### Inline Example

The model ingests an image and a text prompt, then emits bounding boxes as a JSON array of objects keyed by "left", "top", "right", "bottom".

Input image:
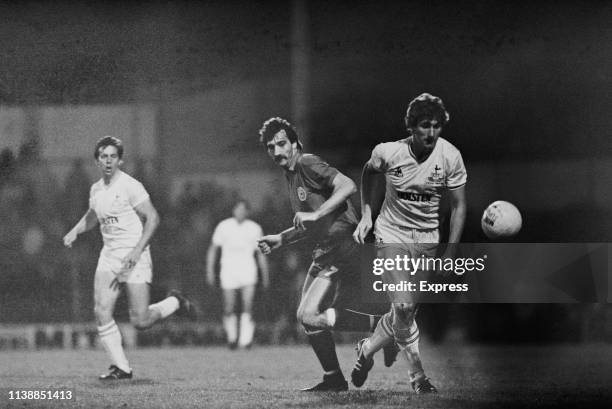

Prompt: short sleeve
[
  {"left": 128, "top": 180, "right": 150, "bottom": 208},
  {"left": 254, "top": 223, "right": 263, "bottom": 239},
  {"left": 212, "top": 222, "right": 224, "bottom": 246},
  {"left": 446, "top": 151, "right": 467, "bottom": 189},
  {"left": 369, "top": 143, "right": 389, "bottom": 172},
  {"left": 300, "top": 155, "right": 339, "bottom": 191}
]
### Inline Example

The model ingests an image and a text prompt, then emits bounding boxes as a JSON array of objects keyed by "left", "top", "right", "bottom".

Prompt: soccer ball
[{"left": 481, "top": 201, "right": 522, "bottom": 239}]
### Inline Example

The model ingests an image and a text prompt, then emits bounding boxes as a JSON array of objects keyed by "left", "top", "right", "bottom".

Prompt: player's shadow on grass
[{"left": 93, "top": 379, "right": 157, "bottom": 388}]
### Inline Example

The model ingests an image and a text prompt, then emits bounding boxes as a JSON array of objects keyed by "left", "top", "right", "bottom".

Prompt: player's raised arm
[
  {"left": 353, "top": 161, "right": 385, "bottom": 244},
  {"left": 293, "top": 172, "right": 356, "bottom": 230},
  {"left": 63, "top": 208, "right": 98, "bottom": 248}
]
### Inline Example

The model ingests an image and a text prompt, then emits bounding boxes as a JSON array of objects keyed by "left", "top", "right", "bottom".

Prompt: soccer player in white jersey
[
  {"left": 206, "top": 200, "right": 269, "bottom": 349},
  {"left": 351, "top": 93, "right": 467, "bottom": 393},
  {"left": 63, "top": 136, "right": 195, "bottom": 380}
]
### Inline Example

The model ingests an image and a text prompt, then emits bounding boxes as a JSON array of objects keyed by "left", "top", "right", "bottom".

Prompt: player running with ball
[
  {"left": 351, "top": 93, "right": 467, "bottom": 393},
  {"left": 257, "top": 118, "right": 397, "bottom": 392},
  {"left": 63, "top": 136, "right": 195, "bottom": 380}
]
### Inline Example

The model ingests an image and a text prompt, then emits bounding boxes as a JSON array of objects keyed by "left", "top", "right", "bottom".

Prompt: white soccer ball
[{"left": 481, "top": 200, "right": 522, "bottom": 239}]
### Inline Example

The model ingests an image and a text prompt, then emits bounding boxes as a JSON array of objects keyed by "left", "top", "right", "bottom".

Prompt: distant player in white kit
[
  {"left": 351, "top": 93, "right": 467, "bottom": 393},
  {"left": 206, "top": 200, "right": 269, "bottom": 349},
  {"left": 63, "top": 136, "right": 195, "bottom": 380}
]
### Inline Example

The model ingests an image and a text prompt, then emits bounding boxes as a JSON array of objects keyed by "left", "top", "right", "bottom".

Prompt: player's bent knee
[
  {"left": 296, "top": 308, "right": 308, "bottom": 326},
  {"left": 296, "top": 309, "right": 303, "bottom": 324},
  {"left": 129, "top": 312, "right": 152, "bottom": 330},
  {"left": 297, "top": 306, "right": 322, "bottom": 329},
  {"left": 130, "top": 318, "right": 150, "bottom": 330},
  {"left": 300, "top": 314, "right": 316, "bottom": 329},
  {"left": 296, "top": 305, "right": 308, "bottom": 324},
  {"left": 94, "top": 304, "right": 113, "bottom": 323},
  {"left": 302, "top": 324, "right": 325, "bottom": 336}
]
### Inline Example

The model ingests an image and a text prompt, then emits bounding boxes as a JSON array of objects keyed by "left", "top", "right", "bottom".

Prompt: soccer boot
[
  {"left": 382, "top": 341, "right": 400, "bottom": 367},
  {"left": 412, "top": 377, "right": 438, "bottom": 394},
  {"left": 99, "top": 365, "right": 133, "bottom": 380},
  {"left": 350, "top": 338, "right": 374, "bottom": 387},
  {"left": 301, "top": 372, "right": 348, "bottom": 392},
  {"left": 168, "top": 290, "right": 197, "bottom": 321}
]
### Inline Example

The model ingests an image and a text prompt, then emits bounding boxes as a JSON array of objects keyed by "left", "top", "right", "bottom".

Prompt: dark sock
[
  {"left": 333, "top": 308, "right": 376, "bottom": 332},
  {"left": 307, "top": 330, "right": 341, "bottom": 374}
]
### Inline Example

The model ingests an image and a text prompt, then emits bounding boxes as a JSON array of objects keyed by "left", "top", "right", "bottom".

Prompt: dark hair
[
  {"left": 404, "top": 93, "right": 450, "bottom": 130},
  {"left": 258, "top": 117, "right": 303, "bottom": 150},
  {"left": 94, "top": 136, "right": 124, "bottom": 159}
]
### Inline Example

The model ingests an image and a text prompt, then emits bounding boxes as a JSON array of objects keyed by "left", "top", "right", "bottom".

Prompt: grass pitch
[{"left": 2, "top": 343, "right": 611, "bottom": 408}]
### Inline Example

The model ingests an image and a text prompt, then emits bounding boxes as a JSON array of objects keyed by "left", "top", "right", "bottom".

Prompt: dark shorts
[
  {"left": 307, "top": 235, "right": 361, "bottom": 281},
  {"left": 306, "top": 236, "right": 379, "bottom": 312}
]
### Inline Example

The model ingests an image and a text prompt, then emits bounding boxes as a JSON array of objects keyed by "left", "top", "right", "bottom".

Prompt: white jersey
[
  {"left": 212, "top": 218, "right": 263, "bottom": 288},
  {"left": 89, "top": 171, "right": 150, "bottom": 251},
  {"left": 370, "top": 137, "right": 467, "bottom": 241}
]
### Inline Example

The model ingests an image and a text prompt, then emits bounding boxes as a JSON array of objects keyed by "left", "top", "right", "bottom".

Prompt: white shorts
[
  {"left": 220, "top": 270, "right": 257, "bottom": 290},
  {"left": 375, "top": 227, "right": 439, "bottom": 245},
  {"left": 96, "top": 247, "right": 153, "bottom": 284}
]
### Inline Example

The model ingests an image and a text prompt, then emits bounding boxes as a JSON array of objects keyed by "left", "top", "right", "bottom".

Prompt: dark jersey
[{"left": 285, "top": 153, "right": 359, "bottom": 243}]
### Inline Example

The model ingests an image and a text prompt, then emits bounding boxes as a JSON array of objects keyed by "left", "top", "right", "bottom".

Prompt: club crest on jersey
[
  {"left": 426, "top": 164, "right": 445, "bottom": 186},
  {"left": 297, "top": 186, "right": 307, "bottom": 201},
  {"left": 111, "top": 194, "right": 126, "bottom": 211},
  {"left": 393, "top": 167, "right": 403, "bottom": 177}
]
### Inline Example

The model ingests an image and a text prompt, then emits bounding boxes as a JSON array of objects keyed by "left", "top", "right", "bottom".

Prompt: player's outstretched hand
[
  {"left": 257, "top": 234, "right": 282, "bottom": 255},
  {"left": 353, "top": 216, "right": 373, "bottom": 244},
  {"left": 293, "top": 211, "right": 318, "bottom": 231},
  {"left": 63, "top": 230, "right": 78, "bottom": 248}
]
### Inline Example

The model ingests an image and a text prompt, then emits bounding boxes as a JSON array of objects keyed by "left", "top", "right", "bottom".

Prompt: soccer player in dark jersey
[{"left": 257, "top": 117, "right": 372, "bottom": 392}]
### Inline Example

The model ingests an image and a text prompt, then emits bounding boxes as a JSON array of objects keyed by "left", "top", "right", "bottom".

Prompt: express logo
[{"left": 297, "top": 187, "right": 307, "bottom": 201}]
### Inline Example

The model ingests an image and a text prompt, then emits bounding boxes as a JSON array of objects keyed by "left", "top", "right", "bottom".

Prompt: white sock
[
  {"left": 98, "top": 320, "right": 130, "bottom": 373},
  {"left": 223, "top": 314, "right": 238, "bottom": 344},
  {"left": 362, "top": 338, "right": 372, "bottom": 356},
  {"left": 238, "top": 313, "right": 255, "bottom": 347},
  {"left": 400, "top": 322, "right": 425, "bottom": 383},
  {"left": 324, "top": 308, "right": 337, "bottom": 327},
  {"left": 148, "top": 296, "right": 180, "bottom": 319}
]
